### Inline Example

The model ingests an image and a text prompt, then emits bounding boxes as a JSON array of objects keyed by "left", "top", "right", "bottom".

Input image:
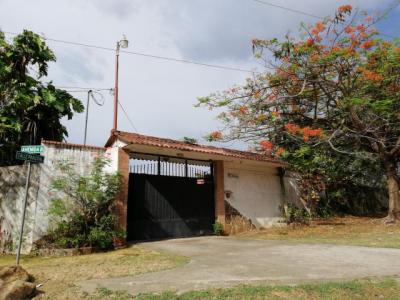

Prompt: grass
[
  {"left": 88, "top": 278, "right": 400, "bottom": 300},
  {"left": 0, "top": 245, "right": 188, "bottom": 299},
  {"left": 2, "top": 216, "right": 400, "bottom": 299},
  {"left": 239, "top": 216, "right": 400, "bottom": 249}
]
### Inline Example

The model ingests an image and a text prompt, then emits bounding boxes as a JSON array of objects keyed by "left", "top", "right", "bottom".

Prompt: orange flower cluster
[
  {"left": 344, "top": 26, "right": 355, "bottom": 34},
  {"left": 302, "top": 127, "right": 324, "bottom": 141},
  {"left": 310, "top": 53, "right": 320, "bottom": 62},
  {"left": 284, "top": 124, "right": 323, "bottom": 141},
  {"left": 284, "top": 123, "right": 301, "bottom": 134},
  {"left": 359, "top": 68, "right": 384, "bottom": 81},
  {"left": 260, "top": 140, "right": 273, "bottom": 151},
  {"left": 239, "top": 106, "right": 248, "bottom": 114},
  {"left": 360, "top": 40, "right": 374, "bottom": 50},
  {"left": 210, "top": 131, "right": 222, "bottom": 140},
  {"left": 306, "top": 38, "right": 315, "bottom": 46},
  {"left": 356, "top": 25, "right": 366, "bottom": 32},
  {"left": 338, "top": 4, "right": 352, "bottom": 13},
  {"left": 312, "top": 22, "right": 326, "bottom": 36}
]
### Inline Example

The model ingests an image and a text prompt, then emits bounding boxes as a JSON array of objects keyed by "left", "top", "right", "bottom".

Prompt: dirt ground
[
  {"left": 238, "top": 216, "right": 400, "bottom": 248},
  {"left": 0, "top": 245, "right": 187, "bottom": 299},
  {"left": 2, "top": 216, "right": 400, "bottom": 299}
]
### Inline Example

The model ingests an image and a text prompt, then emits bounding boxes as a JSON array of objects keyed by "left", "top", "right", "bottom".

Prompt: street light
[
  {"left": 119, "top": 35, "right": 129, "bottom": 49},
  {"left": 113, "top": 35, "right": 129, "bottom": 132}
]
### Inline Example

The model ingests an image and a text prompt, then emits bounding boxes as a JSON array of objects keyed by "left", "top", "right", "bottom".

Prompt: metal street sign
[
  {"left": 15, "top": 151, "right": 45, "bottom": 163},
  {"left": 21, "top": 145, "right": 44, "bottom": 154}
]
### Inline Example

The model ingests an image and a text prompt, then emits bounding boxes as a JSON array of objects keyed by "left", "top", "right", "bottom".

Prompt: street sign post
[{"left": 15, "top": 147, "right": 44, "bottom": 265}]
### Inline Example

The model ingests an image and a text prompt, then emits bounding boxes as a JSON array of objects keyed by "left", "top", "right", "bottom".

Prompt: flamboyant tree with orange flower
[{"left": 198, "top": 6, "right": 400, "bottom": 221}]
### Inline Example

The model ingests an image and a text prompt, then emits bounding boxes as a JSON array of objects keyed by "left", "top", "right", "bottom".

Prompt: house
[
  {"left": 0, "top": 131, "right": 288, "bottom": 252},
  {"left": 105, "top": 131, "right": 286, "bottom": 240}
]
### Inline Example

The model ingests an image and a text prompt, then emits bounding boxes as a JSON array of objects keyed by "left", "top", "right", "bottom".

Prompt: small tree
[
  {"left": 198, "top": 6, "right": 400, "bottom": 221},
  {"left": 48, "top": 157, "right": 122, "bottom": 249},
  {"left": 0, "top": 30, "right": 84, "bottom": 166}
]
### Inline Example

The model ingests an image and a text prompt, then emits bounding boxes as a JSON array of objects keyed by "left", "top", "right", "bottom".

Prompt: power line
[
  {"left": 66, "top": 88, "right": 138, "bottom": 133},
  {"left": 118, "top": 101, "right": 138, "bottom": 133},
  {"left": 252, "top": 0, "right": 398, "bottom": 39},
  {"left": 55, "top": 86, "right": 112, "bottom": 91},
  {"left": 252, "top": 0, "right": 323, "bottom": 19},
  {"left": 3, "top": 31, "right": 255, "bottom": 74}
]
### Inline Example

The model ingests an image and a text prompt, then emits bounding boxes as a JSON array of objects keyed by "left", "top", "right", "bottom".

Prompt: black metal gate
[{"left": 127, "top": 154, "right": 215, "bottom": 241}]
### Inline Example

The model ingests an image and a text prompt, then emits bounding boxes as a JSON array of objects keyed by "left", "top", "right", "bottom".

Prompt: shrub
[
  {"left": 213, "top": 221, "right": 224, "bottom": 235},
  {"left": 283, "top": 203, "right": 311, "bottom": 225},
  {"left": 47, "top": 157, "right": 122, "bottom": 250}
]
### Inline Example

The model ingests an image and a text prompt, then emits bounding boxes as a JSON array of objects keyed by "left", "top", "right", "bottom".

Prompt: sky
[{"left": 0, "top": 0, "right": 399, "bottom": 148}]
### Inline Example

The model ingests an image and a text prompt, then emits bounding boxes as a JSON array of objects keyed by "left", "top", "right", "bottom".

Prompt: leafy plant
[
  {"left": 283, "top": 203, "right": 311, "bottom": 225},
  {"left": 182, "top": 137, "right": 198, "bottom": 144},
  {"left": 47, "top": 157, "right": 122, "bottom": 250},
  {"left": 213, "top": 221, "right": 224, "bottom": 236},
  {"left": 197, "top": 6, "right": 400, "bottom": 221},
  {"left": 0, "top": 30, "right": 83, "bottom": 166}
]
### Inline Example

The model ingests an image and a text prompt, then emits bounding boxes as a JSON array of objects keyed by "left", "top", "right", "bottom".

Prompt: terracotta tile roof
[
  {"left": 105, "top": 131, "right": 284, "bottom": 164},
  {"left": 42, "top": 140, "right": 106, "bottom": 151}
]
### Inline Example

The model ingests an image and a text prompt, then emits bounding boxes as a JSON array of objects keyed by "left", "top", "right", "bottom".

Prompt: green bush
[
  {"left": 47, "top": 157, "right": 122, "bottom": 250},
  {"left": 314, "top": 196, "right": 333, "bottom": 219},
  {"left": 283, "top": 203, "right": 311, "bottom": 225},
  {"left": 213, "top": 221, "right": 224, "bottom": 235},
  {"left": 88, "top": 215, "right": 118, "bottom": 249}
]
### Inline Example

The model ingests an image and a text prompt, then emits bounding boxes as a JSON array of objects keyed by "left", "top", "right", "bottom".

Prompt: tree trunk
[{"left": 386, "top": 164, "right": 400, "bottom": 221}]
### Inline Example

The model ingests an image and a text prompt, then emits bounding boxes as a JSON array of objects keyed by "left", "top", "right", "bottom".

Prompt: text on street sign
[
  {"left": 16, "top": 151, "right": 45, "bottom": 163},
  {"left": 21, "top": 145, "right": 44, "bottom": 154}
]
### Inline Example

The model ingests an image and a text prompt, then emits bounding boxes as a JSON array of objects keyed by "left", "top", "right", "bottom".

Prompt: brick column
[
  {"left": 214, "top": 160, "right": 225, "bottom": 225},
  {"left": 115, "top": 148, "right": 130, "bottom": 233}
]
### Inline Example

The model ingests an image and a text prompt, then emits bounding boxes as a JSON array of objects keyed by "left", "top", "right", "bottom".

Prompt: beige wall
[
  {"left": 32, "top": 143, "right": 105, "bottom": 248},
  {"left": 224, "top": 162, "right": 283, "bottom": 228},
  {"left": 0, "top": 142, "right": 105, "bottom": 253},
  {"left": 0, "top": 164, "right": 41, "bottom": 253}
]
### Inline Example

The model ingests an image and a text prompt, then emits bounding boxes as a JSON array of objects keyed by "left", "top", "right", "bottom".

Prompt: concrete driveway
[{"left": 79, "top": 236, "right": 400, "bottom": 295}]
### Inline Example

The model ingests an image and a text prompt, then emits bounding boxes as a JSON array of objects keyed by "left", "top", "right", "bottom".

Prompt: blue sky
[
  {"left": 0, "top": 0, "right": 398, "bottom": 149},
  {"left": 376, "top": 5, "right": 400, "bottom": 38}
]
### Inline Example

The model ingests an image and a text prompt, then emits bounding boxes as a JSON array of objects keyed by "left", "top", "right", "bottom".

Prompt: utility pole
[
  {"left": 84, "top": 90, "right": 92, "bottom": 145},
  {"left": 113, "top": 35, "right": 129, "bottom": 132}
]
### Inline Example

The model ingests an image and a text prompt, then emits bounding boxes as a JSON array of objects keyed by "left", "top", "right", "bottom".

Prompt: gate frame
[
  {"left": 114, "top": 148, "right": 225, "bottom": 242},
  {"left": 129, "top": 152, "right": 214, "bottom": 178}
]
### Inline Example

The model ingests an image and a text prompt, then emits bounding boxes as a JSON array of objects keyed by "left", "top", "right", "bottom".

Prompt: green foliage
[
  {"left": 283, "top": 203, "right": 311, "bottom": 225},
  {"left": 212, "top": 221, "right": 224, "bottom": 235},
  {"left": 134, "top": 279, "right": 400, "bottom": 300},
  {"left": 0, "top": 30, "right": 83, "bottom": 166},
  {"left": 47, "top": 157, "right": 122, "bottom": 250},
  {"left": 88, "top": 218, "right": 115, "bottom": 250},
  {"left": 197, "top": 8, "right": 400, "bottom": 218},
  {"left": 182, "top": 137, "right": 198, "bottom": 144}
]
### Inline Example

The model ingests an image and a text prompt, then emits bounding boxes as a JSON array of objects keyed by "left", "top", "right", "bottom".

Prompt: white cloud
[{"left": 0, "top": 0, "right": 396, "bottom": 148}]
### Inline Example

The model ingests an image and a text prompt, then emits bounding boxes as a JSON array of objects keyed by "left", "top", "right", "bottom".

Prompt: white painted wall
[
  {"left": 32, "top": 144, "right": 106, "bottom": 248},
  {"left": 104, "top": 147, "right": 119, "bottom": 173},
  {"left": 0, "top": 143, "right": 106, "bottom": 253},
  {"left": 224, "top": 162, "right": 283, "bottom": 228},
  {"left": 0, "top": 164, "right": 40, "bottom": 253}
]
